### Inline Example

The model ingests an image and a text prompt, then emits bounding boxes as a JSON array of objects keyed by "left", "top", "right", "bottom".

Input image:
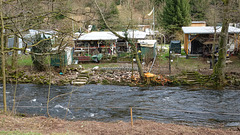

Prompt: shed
[
  {"left": 74, "top": 31, "right": 118, "bottom": 62},
  {"left": 51, "top": 47, "right": 73, "bottom": 66},
  {"left": 138, "top": 40, "right": 157, "bottom": 59},
  {"left": 182, "top": 26, "right": 240, "bottom": 56}
]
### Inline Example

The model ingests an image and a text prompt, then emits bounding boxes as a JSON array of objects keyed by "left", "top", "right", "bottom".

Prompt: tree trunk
[
  {"left": 213, "top": 0, "right": 230, "bottom": 88},
  {"left": 0, "top": 0, "right": 7, "bottom": 113},
  {"left": 128, "top": 40, "right": 144, "bottom": 79}
]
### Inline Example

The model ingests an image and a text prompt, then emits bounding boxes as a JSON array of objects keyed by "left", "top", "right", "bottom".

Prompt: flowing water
[{"left": 0, "top": 84, "right": 240, "bottom": 127}]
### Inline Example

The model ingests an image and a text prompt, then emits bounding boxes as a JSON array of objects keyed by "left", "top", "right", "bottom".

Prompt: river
[{"left": 0, "top": 84, "right": 240, "bottom": 127}]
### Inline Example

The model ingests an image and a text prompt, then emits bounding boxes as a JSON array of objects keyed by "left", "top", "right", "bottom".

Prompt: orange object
[{"left": 144, "top": 72, "right": 156, "bottom": 78}]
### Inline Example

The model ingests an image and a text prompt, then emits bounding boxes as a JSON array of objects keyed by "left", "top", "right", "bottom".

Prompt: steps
[
  {"left": 180, "top": 71, "right": 210, "bottom": 85},
  {"left": 71, "top": 70, "right": 89, "bottom": 85}
]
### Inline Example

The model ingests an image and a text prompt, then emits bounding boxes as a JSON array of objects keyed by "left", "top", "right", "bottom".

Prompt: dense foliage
[{"left": 160, "top": 0, "right": 191, "bottom": 33}]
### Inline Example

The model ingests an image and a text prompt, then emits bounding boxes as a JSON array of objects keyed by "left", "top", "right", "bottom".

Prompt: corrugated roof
[
  {"left": 182, "top": 26, "right": 240, "bottom": 34},
  {"left": 120, "top": 30, "right": 147, "bottom": 39},
  {"left": 77, "top": 31, "right": 118, "bottom": 41},
  {"left": 76, "top": 30, "right": 147, "bottom": 41}
]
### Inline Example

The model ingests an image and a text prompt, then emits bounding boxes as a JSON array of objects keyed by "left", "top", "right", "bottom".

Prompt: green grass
[
  {"left": 6, "top": 55, "right": 33, "bottom": 67},
  {"left": 18, "top": 55, "right": 33, "bottom": 66},
  {"left": 6, "top": 54, "right": 52, "bottom": 67},
  {"left": 0, "top": 131, "right": 41, "bottom": 135}
]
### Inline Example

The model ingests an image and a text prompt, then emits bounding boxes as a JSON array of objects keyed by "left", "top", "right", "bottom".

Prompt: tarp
[{"left": 182, "top": 26, "right": 240, "bottom": 34}]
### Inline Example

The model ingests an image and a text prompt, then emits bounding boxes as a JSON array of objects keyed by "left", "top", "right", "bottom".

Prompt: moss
[
  {"left": 78, "top": 74, "right": 89, "bottom": 78},
  {"left": 33, "top": 77, "right": 44, "bottom": 84},
  {"left": 39, "top": 76, "right": 45, "bottom": 79},
  {"left": 88, "top": 81, "right": 98, "bottom": 84},
  {"left": 59, "top": 79, "right": 70, "bottom": 85},
  {"left": 101, "top": 79, "right": 110, "bottom": 85}
]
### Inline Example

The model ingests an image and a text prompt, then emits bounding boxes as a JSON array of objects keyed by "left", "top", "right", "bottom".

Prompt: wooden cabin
[{"left": 182, "top": 26, "right": 240, "bottom": 57}]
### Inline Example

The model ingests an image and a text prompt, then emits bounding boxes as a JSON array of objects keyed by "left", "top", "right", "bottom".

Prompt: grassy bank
[{"left": 0, "top": 113, "right": 239, "bottom": 135}]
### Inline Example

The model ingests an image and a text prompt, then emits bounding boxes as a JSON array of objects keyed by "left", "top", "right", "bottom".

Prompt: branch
[
  {"left": 27, "top": 38, "right": 52, "bottom": 48},
  {"left": 94, "top": 0, "right": 126, "bottom": 41}
]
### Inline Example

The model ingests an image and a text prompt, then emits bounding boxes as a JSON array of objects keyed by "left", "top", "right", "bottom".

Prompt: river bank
[
  {"left": 0, "top": 113, "right": 239, "bottom": 135},
  {"left": 2, "top": 55, "right": 240, "bottom": 88},
  {"left": 5, "top": 64, "right": 240, "bottom": 88}
]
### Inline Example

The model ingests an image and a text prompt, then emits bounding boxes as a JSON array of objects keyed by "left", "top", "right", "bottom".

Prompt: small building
[
  {"left": 116, "top": 30, "right": 147, "bottom": 53},
  {"left": 182, "top": 26, "right": 240, "bottom": 57},
  {"left": 137, "top": 40, "right": 157, "bottom": 61},
  {"left": 73, "top": 31, "right": 118, "bottom": 62},
  {"left": 51, "top": 46, "right": 73, "bottom": 66}
]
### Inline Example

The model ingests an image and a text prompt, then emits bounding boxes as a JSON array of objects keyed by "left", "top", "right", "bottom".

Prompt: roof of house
[
  {"left": 182, "top": 26, "right": 240, "bottom": 34},
  {"left": 75, "top": 30, "right": 147, "bottom": 41},
  {"left": 76, "top": 31, "right": 118, "bottom": 41},
  {"left": 119, "top": 30, "right": 147, "bottom": 39}
]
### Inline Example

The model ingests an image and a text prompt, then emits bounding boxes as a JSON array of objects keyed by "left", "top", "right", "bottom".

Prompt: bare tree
[
  {"left": 206, "top": 0, "right": 221, "bottom": 68},
  {"left": 94, "top": 0, "right": 144, "bottom": 79}
]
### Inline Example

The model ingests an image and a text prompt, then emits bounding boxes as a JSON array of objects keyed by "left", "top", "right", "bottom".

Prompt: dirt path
[{"left": 0, "top": 114, "right": 239, "bottom": 135}]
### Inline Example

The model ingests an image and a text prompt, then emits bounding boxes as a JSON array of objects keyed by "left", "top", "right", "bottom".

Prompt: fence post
[{"left": 130, "top": 107, "right": 133, "bottom": 127}]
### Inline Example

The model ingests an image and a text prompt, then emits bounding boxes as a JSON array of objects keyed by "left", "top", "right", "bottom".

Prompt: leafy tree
[
  {"left": 152, "top": 0, "right": 165, "bottom": 5},
  {"left": 31, "top": 34, "right": 52, "bottom": 71},
  {"left": 160, "top": 0, "right": 191, "bottom": 33}
]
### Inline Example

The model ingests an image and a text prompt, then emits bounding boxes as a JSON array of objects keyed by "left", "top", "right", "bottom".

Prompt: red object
[{"left": 77, "top": 56, "right": 91, "bottom": 61}]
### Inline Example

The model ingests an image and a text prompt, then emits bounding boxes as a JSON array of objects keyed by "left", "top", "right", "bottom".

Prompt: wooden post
[
  {"left": 238, "top": 34, "right": 240, "bottom": 51},
  {"left": 132, "top": 53, "right": 133, "bottom": 81},
  {"left": 169, "top": 49, "right": 171, "bottom": 74},
  {"left": 130, "top": 107, "right": 133, "bottom": 127},
  {"left": 184, "top": 34, "right": 189, "bottom": 55}
]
